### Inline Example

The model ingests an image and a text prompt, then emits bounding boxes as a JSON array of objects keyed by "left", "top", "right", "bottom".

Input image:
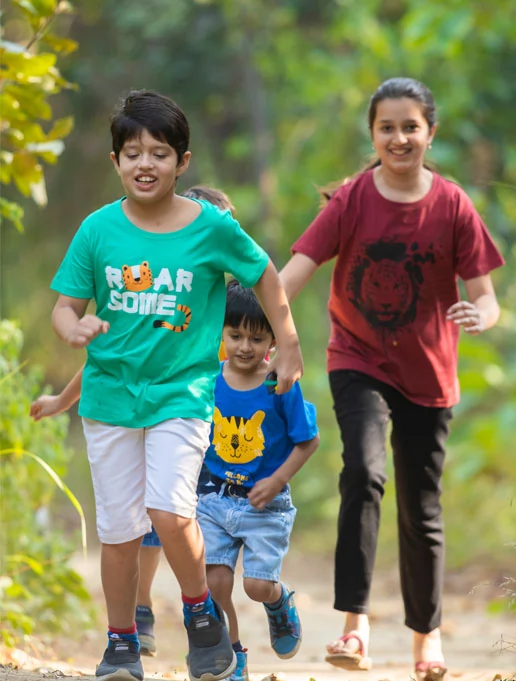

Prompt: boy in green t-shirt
[{"left": 50, "top": 90, "right": 303, "bottom": 681}]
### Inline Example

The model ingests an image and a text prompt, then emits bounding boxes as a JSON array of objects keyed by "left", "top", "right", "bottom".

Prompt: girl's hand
[
  {"left": 67, "top": 315, "right": 109, "bottom": 348},
  {"left": 446, "top": 301, "right": 486, "bottom": 335},
  {"left": 30, "top": 395, "right": 64, "bottom": 421}
]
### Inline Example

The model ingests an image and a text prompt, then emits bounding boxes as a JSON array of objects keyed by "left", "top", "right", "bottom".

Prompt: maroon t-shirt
[{"left": 292, "top": 170, "right": 504, "bottom": 407}]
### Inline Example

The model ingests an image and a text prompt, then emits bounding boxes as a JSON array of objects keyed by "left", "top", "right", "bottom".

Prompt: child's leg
[
  {"left": 145, "top": 418, "right": 235, "bottom": 680},
  {"left": 102, "top": 538, "right": 142, "bottom": 627},
  {"left": 136, "top": 528, "right": 162, "bottom": 657},
  {"left": 325, "top": 370, "right": 390, "bottom": 666},
  {"left": 390, "top": 396, "right": 451, "bottom": 671},
  {"left": 147, "top": 509, "right": 207, "bottom": 597},
  {"left": 82, "top": 419, "right": 151, "bottom": 680},
  {"left": 239, "top": 488, "right": 300, "bottom": 660},
  {"left": 138, "top": 542, "right": 161, "bottom": 607},
  {"left": 207, "top": 565, "right": 239, "bottom": 643}
]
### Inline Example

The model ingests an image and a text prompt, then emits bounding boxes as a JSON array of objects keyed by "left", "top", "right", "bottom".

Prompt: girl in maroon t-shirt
[{"left": 280, "top": 77, "right": 504, "bottom": 680}]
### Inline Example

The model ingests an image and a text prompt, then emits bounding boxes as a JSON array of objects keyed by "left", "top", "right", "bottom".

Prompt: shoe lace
[
  {"left": 269, "top": 609, "right": 294, "bottom": 638},
  {"left": 109, "top": 638, "right": 139, "bottom": 655}
]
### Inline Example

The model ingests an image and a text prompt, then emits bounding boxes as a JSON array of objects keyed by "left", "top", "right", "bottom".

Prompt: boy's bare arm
[
  {"left": 247, "top": 434, "right": 320, "bottom": 510},
  {"left": 253, "top": 260, "right": 303, "bottom": 394},
  {"left": 30, "top": 366, "right": 84, "bottom": 421},
  {"left": 52, "top": 295, "right": 109, "bottom": 348}
]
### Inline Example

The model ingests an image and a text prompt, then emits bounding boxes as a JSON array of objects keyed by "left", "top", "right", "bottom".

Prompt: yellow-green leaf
[
  {"left": 46, "top": 116, "right": 74, "bottom": 140},
  {"left": 7, "top": 554, "right": 44, "bottom": 576},
  {"left": 41, "top": 34, "right": 78, "bottom": 55},
  {"left": 0, "top": 198, "right": 24, "bottom": 232}
]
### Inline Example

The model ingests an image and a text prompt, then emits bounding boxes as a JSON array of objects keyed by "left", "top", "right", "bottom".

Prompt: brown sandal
[
  {"left": 325, "top": 632, "right": 373, "bottom": 670},
  {"left": 412, "top": 661, "right": 448, "bottom": 681}
]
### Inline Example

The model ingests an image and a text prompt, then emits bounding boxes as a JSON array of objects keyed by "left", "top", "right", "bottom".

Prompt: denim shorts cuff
[
  {"left": 243, "top": 569, "right": 281, "bottom": 582},
  {"left": 205, "top": 558, "right": 236, "bottom": 572}
]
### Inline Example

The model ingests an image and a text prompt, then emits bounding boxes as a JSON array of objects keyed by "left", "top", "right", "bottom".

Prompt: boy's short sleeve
[
  {"left": 277, "top": 381, "right": 318, "bottom": 444},
  {"left": 211, "top": 210, "right": 269, "bottom": 287},
  {"left": 51, "top": 221, "right": 95, "bottom": 299}
]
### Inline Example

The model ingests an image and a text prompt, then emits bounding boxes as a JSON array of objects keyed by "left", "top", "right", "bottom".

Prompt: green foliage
[
  {"left": 0, "top": 0, "right": 77, "bottom": 229},
  {"left": 0, "top": 320, "right": 94, "bottom": 648},
  {"left": 0, "top": 1, "right": 92, "bottom": 650}
]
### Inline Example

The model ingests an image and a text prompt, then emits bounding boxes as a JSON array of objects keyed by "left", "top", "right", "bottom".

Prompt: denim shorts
[
  {"left": 196, "top": 487, "right": 297, "bottom": 582},
  {"left": 142, "top": 525, "right": 161, "bottom": 547}
]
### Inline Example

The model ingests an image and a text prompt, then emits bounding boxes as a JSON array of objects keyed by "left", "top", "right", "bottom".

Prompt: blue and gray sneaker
[
  {"left": 96, "top": 638, "right": 143, "bottom": 681},
  {"left": 229, "top": 650, "right": 249, "bottom": 681},
  {"left": 135, "top": 605, "right": 156, "bottom": 657},
  {"left": 263, "top": 584, "right": 302, "bottom": 659},
  {"left": 186, "top": 599, "right": 236, "bottom": 681}
]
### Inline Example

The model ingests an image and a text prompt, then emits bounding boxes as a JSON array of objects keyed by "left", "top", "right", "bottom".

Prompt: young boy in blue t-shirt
[
  {"left": 49, "top": 90, "right": 303, "bottom": 681},
  {"left": 196, "top": 279, "right": 319, "bottom": 679}
]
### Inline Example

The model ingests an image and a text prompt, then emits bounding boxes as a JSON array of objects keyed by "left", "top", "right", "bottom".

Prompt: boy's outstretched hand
[
  {"left": 30, "top": 395, "right": 64, "bottom": 421},
  {"left": 67, "top": 315, "right": 109, "bottom": 348},
  {"left": 267, "top": 341, "right": 303, "bottom": 394}
]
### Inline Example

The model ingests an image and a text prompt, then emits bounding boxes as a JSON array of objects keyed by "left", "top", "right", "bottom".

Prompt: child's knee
[
  {"left": 243, "top": 577, "right": 276, "bottom": 602},
  {"left": 207, "top": 564, "right": 234, "bottom": 596}
]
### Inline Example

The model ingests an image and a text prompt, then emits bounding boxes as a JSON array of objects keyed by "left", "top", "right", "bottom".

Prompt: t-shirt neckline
[
  {"left": 368, "top": 168, "right": 438, "bottom": 209},
  {"left": 116, "top": 196, "right": 205, "bottom": 238},
  {"left": 220, "top": 362, "right": 267, "bottom": 396}
]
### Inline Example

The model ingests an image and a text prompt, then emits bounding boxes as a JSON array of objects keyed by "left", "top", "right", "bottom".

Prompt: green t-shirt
[{"left": 51, "top": 198, "right": 269, "bottom": 427}]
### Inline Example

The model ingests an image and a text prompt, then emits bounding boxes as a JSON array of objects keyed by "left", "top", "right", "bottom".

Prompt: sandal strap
[
  {"left": 415, "top": 662, "right": 447, "bottom": 672},
  {"left": 339, "top": 632, "right": 366, "bottom": 657}
]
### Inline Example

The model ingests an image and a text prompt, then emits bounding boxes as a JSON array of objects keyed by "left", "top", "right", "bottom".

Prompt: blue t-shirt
[{"left": 203, "top": 365, "right": 318, "bottom": 487}]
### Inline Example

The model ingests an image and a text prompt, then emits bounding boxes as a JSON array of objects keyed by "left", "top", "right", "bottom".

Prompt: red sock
[
  {"left": 182, "top": 589, "right": 209, "bottom": 605},
  {"left": 108, "top": 623, "right": 137, "bottom": 634}
]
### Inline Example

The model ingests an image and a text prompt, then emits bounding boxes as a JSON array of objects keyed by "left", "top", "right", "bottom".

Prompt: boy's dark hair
[
  {"left": 182, "top": 186, "right": 235, "bottom": 216},
  {"left": 110, "top": 90, "right": 190, "bottom": 163},
  {"left": 225, "top": 279, "right": 273, "bottom": 337}
]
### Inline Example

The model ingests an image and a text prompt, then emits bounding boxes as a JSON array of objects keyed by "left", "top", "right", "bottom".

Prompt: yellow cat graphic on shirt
[{"left": 212, "top": 407, "right": 265, "bottom": 464}]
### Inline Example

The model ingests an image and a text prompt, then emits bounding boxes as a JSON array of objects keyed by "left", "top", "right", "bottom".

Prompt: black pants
[{"left": 329, "top": 369, "right": 453, "bottom": 633}]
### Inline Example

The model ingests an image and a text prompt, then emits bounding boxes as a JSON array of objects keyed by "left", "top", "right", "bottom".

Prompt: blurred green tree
[{"left": 0, "top": 0, "right": 94, "bottom": 650}]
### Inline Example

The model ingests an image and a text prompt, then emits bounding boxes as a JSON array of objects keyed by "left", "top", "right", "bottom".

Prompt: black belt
[
  {"left": 198, "top": 472, "right": 252, "bottom": 498},
  {"left": 198, "top": 470, "right": 288, "bottom": 499}
]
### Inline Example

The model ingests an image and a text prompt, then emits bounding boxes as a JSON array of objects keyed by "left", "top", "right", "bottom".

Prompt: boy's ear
[
  {"left": 110, "top": 151, "right": 121, "bottom": 174},
  {"left": 176, "top": 150, "right": 191, "bottom": 177}
]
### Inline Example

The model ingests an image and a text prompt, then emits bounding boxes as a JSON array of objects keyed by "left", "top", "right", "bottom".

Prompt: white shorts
[{"left": 82, "top": 417, "right": 211, "bottom": 544}]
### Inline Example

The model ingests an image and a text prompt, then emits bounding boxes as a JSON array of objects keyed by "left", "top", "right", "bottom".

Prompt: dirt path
[{"left": 2, "top": 551, "right": 514, "bottom": 681}]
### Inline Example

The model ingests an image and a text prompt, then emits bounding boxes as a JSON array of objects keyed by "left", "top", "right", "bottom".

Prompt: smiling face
[
  {"left": 371, "top": 97, "right": 436, "bottom": 175},
  {"left": 222, "top": 322, "right": 274, "bottom": 375},
  {"left": 110, "top": 128, "right": 190, "bottom": 204}
]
